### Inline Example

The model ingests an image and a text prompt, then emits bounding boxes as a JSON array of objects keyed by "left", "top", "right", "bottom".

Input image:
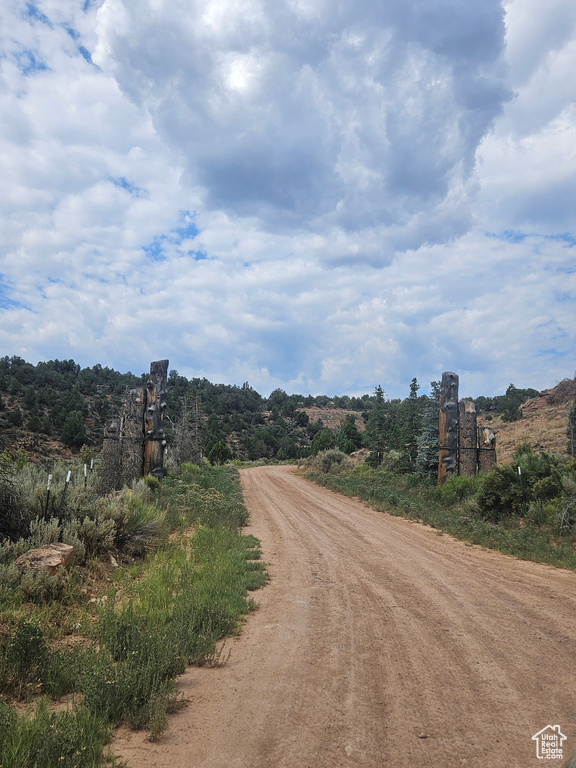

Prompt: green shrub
[
  {"left": 476, "top": 445, "right": 569, "bottom": 522},
  {"left": 476, "top": 464, "right": 523, "bottom": 521},
  {"left": 44, "top": 645, "right": 88, "bottom": 700},
  {"left": 436, "top": 474, "right": 477, "bottom": 504},
  {"left": 144, "top": 475, "right": 161, "bottom": 493},
  {"left": 62, "top": 516, "right": 116, "bottom": 560},
  {"left": 0, "top": 562, "right": 21, "bottom": 593},
  {"left": 19, "top": 568, "right": 70, "bottom": 605},
  {"left": 2, "top": 622, "right": 49, "bottom": 698},
  {"left": 115, "top": 494, "right": 162, "bottom": 555},
  {"left": 0, "top": 699, "right": 109, "bottom": 768},
  {"left": 557, "top": 475, "right": 576, "bottom": 530},
  {"left": 28, "top": 517, "right": 61, "bottom": 547},
  {"left": 310, "top": 449, "right": 351, "bottom": 474},
  {"left": 0, "top": 452, "right": 32, "bottom": 542},
  {"left": 0, "top": 700, "right": 17, "bottom": 754}
]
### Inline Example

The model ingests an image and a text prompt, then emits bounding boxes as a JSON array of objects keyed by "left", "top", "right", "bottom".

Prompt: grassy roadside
[
  {"left": 0, "top": 463, "right": 266, "bottom": 767},
  {"left": 304, "top": 464, "right": 576, "bottom": 571}
]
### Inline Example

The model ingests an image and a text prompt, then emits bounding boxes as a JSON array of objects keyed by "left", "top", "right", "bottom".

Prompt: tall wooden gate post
[
  {"left": 143, "top": 359, "right": 169, "bottom": 480},
  {"left": 438, "top": 372, "right": 459, "bottom": 486},
  {"left": 458, "top": 400, "right": 478, "bottom": 476}
]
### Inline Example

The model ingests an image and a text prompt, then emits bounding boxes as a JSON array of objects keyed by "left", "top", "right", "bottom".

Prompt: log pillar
[
  {"left": 121, "top": 387, "right": 146, "bottom": 487},
  {"left": 477, "top": 426, "right": 497, "bottom": 473},
  {"left": 143, "top": 359, "right": 169, "bottom": 480},
  {"left": 438, "top": 371, "right": 459, "bottom": 485},
  {"left": 458, "top": 400, "right": 478, "bottom": 476}
]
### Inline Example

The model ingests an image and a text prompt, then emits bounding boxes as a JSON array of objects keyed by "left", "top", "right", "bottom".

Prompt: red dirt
[{"left": 112, "top": 465, "right": 576, "bottom": 767}]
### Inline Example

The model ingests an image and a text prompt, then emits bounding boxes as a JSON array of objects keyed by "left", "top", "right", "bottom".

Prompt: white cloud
[{"left": 0, "top": 0, "right": 574, "bottom": 400}]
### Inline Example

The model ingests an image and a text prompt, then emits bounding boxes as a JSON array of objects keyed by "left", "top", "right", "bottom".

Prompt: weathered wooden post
[
  {"left": 143, "top": 359, "right": 169, "bottom": 480},
  {"left": 458, "top": 400, "right": 478, "bottom": 476},
  {"left": 477, "top": 426, "right": 497, "bottom": 473},
  {"left": 121, "top": 387, "right": 146, "bottom": 487},
  {"left": 438, "top": 371, "right": 459, "bottom": 485}
]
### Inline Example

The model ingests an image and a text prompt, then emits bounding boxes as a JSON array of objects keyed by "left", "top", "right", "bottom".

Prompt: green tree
[
  {"left": 61, "top": 410, "right": 87, "bottom": 448},
  {"left": 7, "top": 407, "right": 23, "bottom": 427},
  {"left": 415, "top": 381, "right": 440, "bottom": 479},
  {"left": 294, "top": 410, "right": 309, "bottom": 427},
  {"left": 311, "top": 428, "right": 336, "bottom": 455},
  {"left": 403, "top": 377, "right": 423, "bottom": 466},
  {"left": 208, "top": 440, "right": 232, "bottom": 465},
  {"left": 365, "top": 386, "right": 386, "bottom": 465},
  {"left": 335, "top": 414, "right": 363, "bottom": 454},
  {"left": 28, "top": 408, "right": 43, "bottom": 433},
  {"left": 498, "top": 383, "right": 539, "bottom": 422}
]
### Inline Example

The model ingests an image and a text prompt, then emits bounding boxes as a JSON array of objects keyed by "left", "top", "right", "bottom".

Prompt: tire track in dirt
[{"left": 113, "top": 465, "right": 576, "bottom": 767}]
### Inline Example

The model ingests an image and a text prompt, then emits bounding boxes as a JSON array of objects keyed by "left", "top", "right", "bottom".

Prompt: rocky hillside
[{"left": 477, "top": 378, "right": 575, "bottom": 464}]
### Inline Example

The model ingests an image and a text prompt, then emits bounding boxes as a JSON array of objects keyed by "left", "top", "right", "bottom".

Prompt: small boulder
[{"left": 15, "top": 543, "right": 75, "bottom": 575}]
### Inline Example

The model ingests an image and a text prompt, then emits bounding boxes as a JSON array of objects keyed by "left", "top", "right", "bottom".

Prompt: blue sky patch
[
  {"left": 0, "top": 278, "right": 25, "bottom": 310},
  {"left": 77, "top": 45, "right": 93, "bottom": 64},
  {"left": 15, "top": 49, "right": 48, "bottom": 75},
  {"left": 110, "top": 177, "right": 147, "bottom": 198},
  {"left": 143, "top": 212, "right": 199, "bottom": 261},
  {"left": 486, "top": 230, "right": 576, "bottom": 247},
  {"left": 64, "top": 26, "right": 95, "bottom": 65},
  {"left": 173, "top": 212, "right": 199, "bottom": 240},
  {"left": 143, "top": 236, "right": 168, "bottom": 262},
  {"left": 25, "top": 3, "right": 52, "bottom": 26},
  {"left": 486, "top": 229, "right": 528, "bottom": 243},
  {"left": 545, "top": 233, "right": 576, "bottom": 247}
]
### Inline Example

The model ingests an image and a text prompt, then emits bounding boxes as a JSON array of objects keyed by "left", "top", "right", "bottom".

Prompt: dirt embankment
[
  {"left": 113, "top": 465, "right": 576, "bottom": 768},
  {"left": 300, "top": 407, "right": 366, "bottom": 431},
  {"left": 480, "top": 379, "right": 575, "bottom": 464}
]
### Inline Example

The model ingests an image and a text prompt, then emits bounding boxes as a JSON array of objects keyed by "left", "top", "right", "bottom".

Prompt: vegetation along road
[{"left": 114, "top": 465, "right": 576, "bottom": 767}]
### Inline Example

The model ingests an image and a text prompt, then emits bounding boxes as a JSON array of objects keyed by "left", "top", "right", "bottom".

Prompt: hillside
[
  {"left": 0, "top": 357, "right": 368, "bottom": 463},
  {"left": 0, "top": 354, "right": 573, "bottom": 466},
  {"left": 478, "top": 378, "right": 575, "bottom": 464},
  {"left": 300, "top": 406, "right": 366, "bottom": 432}
]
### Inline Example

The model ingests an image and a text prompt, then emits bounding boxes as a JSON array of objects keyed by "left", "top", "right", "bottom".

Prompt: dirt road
[{"left": 114, "top": 465, "right": 576, "bottom": 767}]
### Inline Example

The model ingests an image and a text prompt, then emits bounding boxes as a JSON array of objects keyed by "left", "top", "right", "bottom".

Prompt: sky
[{"left": 0, "top": 0, "right": 575, "bottom": 400}]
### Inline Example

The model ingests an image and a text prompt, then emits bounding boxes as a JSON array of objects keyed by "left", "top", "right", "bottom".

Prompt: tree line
[{"left": 0, "top": 355, "right": 545, "bottom": 467}]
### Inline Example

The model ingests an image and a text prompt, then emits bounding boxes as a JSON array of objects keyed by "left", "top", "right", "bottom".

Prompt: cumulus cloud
[
  {"left": 92, "top": 0, "right": 511, "bottom": 251},
  {"left": 0, "top": 0, "right": 574, "bottom": 399}
]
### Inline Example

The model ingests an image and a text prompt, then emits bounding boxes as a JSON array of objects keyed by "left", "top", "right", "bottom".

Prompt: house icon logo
[{"left": 532, "top": 725, "right": 567, "bottom": 760}]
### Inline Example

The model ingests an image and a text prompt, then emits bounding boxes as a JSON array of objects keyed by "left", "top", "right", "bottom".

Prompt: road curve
[{"left": 113, "top": 465, "right": 576, "bottom": 767}]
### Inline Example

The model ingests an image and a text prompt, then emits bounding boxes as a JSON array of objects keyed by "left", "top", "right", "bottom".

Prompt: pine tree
[
  {"left": 415, "top": 381, "right": 440, "bottom": 479},
  {"left": 336, "top": 414, "right": 363, "bottom": 454},
  {"left": 365, "top": 386, "right": 387, "bottom": 466},
  {"left": 404, "top": 377, "right": 422, "bottom": 466}
]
